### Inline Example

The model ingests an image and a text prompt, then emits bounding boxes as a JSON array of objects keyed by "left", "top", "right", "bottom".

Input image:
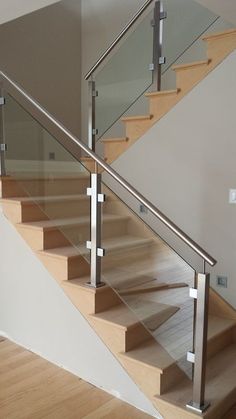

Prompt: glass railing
[
  {"left": 86, "top": 0, "right": 232, "bottom": 146},
  {"left": 95, "top": 9, "right": 153, "bottom": 139},
  {"left": 3, "top": 90, "right": 195, "bottom": 381},
  {"left": 0, "top": 69, "right": 218, "bottom": 411}
]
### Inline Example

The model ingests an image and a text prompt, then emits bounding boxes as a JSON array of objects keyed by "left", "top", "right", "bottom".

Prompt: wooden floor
[
  {"left": 224, "top": 405, "right": 236, "bottom": 419},
  {"left": 0, "top": 337, "right": 152, "bottom": 419}
]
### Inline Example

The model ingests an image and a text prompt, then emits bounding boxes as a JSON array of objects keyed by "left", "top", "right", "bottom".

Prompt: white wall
[
  {"left": 0, "top": 209, "right": 160, "bottom": 418},
  {"left": 0, "top": 0, "right": 61, "bottom": 25},
  {"left": 111, "top": 51, "right": 236, "bottom": 308}
]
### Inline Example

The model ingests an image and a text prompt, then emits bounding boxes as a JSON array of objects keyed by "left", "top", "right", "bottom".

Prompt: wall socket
[
  {"left": 216, "top": 276, "right": 228, "bottom": 288},
  {"left": 229, "top": 189, "right": 236, "bottom": 204}
]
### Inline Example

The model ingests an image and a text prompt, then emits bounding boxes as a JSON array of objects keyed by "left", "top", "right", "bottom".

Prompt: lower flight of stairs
[{"left": 0, "top": 173, "right": 236, "bottom": 419}]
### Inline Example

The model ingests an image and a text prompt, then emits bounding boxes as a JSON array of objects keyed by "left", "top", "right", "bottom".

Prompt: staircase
[
  {"left": 0, "top": 170, "right": 236, "bottom": 418},
  {"left": 83, "top": 29, "right": 236, "bottom": 169},
  {"left": 0, "top": 1, "right": 236, "bottom": 418}
]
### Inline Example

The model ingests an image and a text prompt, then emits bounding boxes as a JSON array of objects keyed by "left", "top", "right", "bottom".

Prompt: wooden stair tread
[
  {"left": 121, "top": 115, "right": 153, "bottom": 122},
  {"left": 208, "top": 315, "right": 236, "bottom": 341},
  {"left": 120, "top": 338, "right": 178, "bottom": 373},
  {"left": 102, "top": 137, "right": 128, "bottom": 144},
  {"left": 172, "top": 59, "right": 210, "bottom": 71},
  {"left": 2, "top": 173, "right": 89, "bottom": 181},
  {"left": 37, "top": 235, "right": 154, "bottom": 260},
  {"left": 145, "top": 89, "right": 180, "bottom": 98},
  {"left": 18, "top": 214, "right": 129, "bottom": 231},
  {"left": 0, "top": 194, "right": 89, "bottom": 205},
  {"left": 155, "top": 343, "right": 236, "bottom": 417},
  {"left": 202, "top": 28, "right": 236, "bottom": 41},
  {"left": 91, "top": 299, "right": 179, "bottom": 332},
  {"left": 121, "top": 315, "right": 236, "bottom": 372}
]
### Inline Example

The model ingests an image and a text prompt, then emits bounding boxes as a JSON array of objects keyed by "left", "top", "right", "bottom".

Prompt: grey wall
[
  {"left": 0, "top": 0, "right": 61, "bottom": 25},
  {"left": 80, "top": 0, "right": 146, "bottom": 141},
  {"left": 195, "top": 0, "right": 236, "bottom": 26},
  {"left": 111, "top": 51, "right": 236, "bottom": 308},
  {"left": 0, "top": 0, "right": 82, "bottom": 138},
  {"left": 0, "top": 209, "right": 160, "bottom": 418}
]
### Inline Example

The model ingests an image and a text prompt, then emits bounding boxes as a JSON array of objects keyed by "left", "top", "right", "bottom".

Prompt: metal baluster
[
  {"left": 88, "top": 79, "right": 98, "bottom": 151},
  {"left": 86, "top": 173, "right": 105, "bottom": 288},
  {"left": 151, "top": 1, "right": 166, "bottom": 91},
  {"left": 187, "top": 267, "right": 210, "bottom": 413},
  {"left": 0, "top": 90, "right": 6, "bottom": 177}
]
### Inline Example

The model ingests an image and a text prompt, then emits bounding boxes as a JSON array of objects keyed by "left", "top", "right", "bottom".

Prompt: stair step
[
  {"left": 18, "top": 214, "right": 127, "bottom": 231},
  {"left": 172, "top": 59, "right": 210, "bottom": 72},
  {"left": 202, "top": 28, "right": 236, "bottom": 42},
  {"left": 17, "top": 214, "right": 130, "bottom": 250},
  {"left": 145, "top": 89, "right": 180, "bottom": 98},
  {"left": 61, "top": 276, "right": 121, "bottom": 314},
  {"left": 37, "top": 235, "right": 154, "bottom": 281},
  {"left": 121, "top": 115, "right": 153, "bottom": 122},
  {"left": 89, "top": 303, "right": 151, "bottom": 352},
  {"left": 1, "top": 194, "right": 89, "bottom": 205},
  {"left": 119, "top": 337, "right": 186, "bottom": 396},
  {"left": 102, "top": 137, "right": 128, "bottom": 144},
  {"left": 155, "top": 343, "right": 236, "bottom": 419},
  {"left": 0, "top": 174, "right": 90, "bottom": 198},
  {"left": 38, "top": 235, "right": 153, "bottom": 260}
]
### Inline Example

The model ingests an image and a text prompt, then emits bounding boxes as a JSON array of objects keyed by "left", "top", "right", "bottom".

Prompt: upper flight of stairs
[
  {"left": 1, "top": 173, "right": 236, "bottom": 419},
  {"left": 82, "top": 28, "right": 236, "bottom": 171}
]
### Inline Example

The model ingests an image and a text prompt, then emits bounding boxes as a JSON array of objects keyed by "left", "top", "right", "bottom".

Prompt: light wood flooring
[{"left": 0, "top": 337, "right": 152, "bottom": 419}]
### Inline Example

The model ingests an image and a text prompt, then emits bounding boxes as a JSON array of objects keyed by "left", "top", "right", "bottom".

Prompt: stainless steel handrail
[
  {"left": 0, "top": 70, "right": 217, "bottom": 267},
  {"left": 84, "top": 0, "right": 155, "bottom": 80}
]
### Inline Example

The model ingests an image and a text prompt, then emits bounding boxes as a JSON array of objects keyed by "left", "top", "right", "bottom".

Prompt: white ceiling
[
  {"left": 0, "top": 0, "right": 61, "bottom": 25},
  {"left": 195, "top": 0, "right": 236, "bottom": 26}
]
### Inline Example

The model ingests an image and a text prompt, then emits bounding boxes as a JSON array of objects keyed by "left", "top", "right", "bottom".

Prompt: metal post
[
  {"left": 151, "top": 1, "right": 166, "bottom": 91},
  {"left": 86, "top": 173, "right": 105, "bottom": 288},
  {"left": 88, "top": 79, "right": 97, "bottom": 152},
  {"left": 0, "top": 91, "right": 6, "bottom": 177},
  {"left": 187, "top": 273, "right": 210, "bottom": 414}
]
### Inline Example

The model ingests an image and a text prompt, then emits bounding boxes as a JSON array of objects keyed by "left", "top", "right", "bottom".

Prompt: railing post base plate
[
  {"left": 186, "top": 400, "right": 210, "bottom": 414},
  {"left": 86, "top": 281, "right": 105, "bottom": 289}
]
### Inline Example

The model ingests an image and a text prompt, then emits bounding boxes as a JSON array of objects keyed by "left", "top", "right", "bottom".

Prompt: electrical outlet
[
  {"left": 140, "top": 204, "right": 148, "bottom": 214},
  {"left": 216, "top": 276, "right": 228, "bottom": 288},
  {"left": 229, "top": 189, "right": 236, "bottom": 204}
]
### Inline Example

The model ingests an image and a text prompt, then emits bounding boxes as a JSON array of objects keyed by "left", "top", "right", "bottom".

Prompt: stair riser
[
  {"left": 62, "top": 284, "right": 121, "bottom": 315},
  {"left": 1, "top": 178, "right": 89, "bottom": 198},
  {"left": 175, "top": 64, "right": 209, "bottom": 94},
  {"left": 2, "top": 199, "right": 90, "bottom": 224},
  {"left": 149, "top": 94, "right": 179, "bottom": 123},
  {"left": 104, "top": 141, "right": 129, "bottom": 165},
  {"left": 17, "top": 218, "right": 128, "bottom": 251},
  {"left": 120, "top": 357, "right": 185, "bottom": 397},
  {"left": 38, "top": 253, "right": 90, "bottom": 282},
  {"left": 89, "top": 319, "right": 150, "bottom": 353},
  {"left": 207, "top": 327, "right": 235, "bottom": 359},
  {"left": 206, "top": 34, "right": 236, "bottom": 68},
  {"left": 124, "top": 120, "right": 152, "bottom": 143}
]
